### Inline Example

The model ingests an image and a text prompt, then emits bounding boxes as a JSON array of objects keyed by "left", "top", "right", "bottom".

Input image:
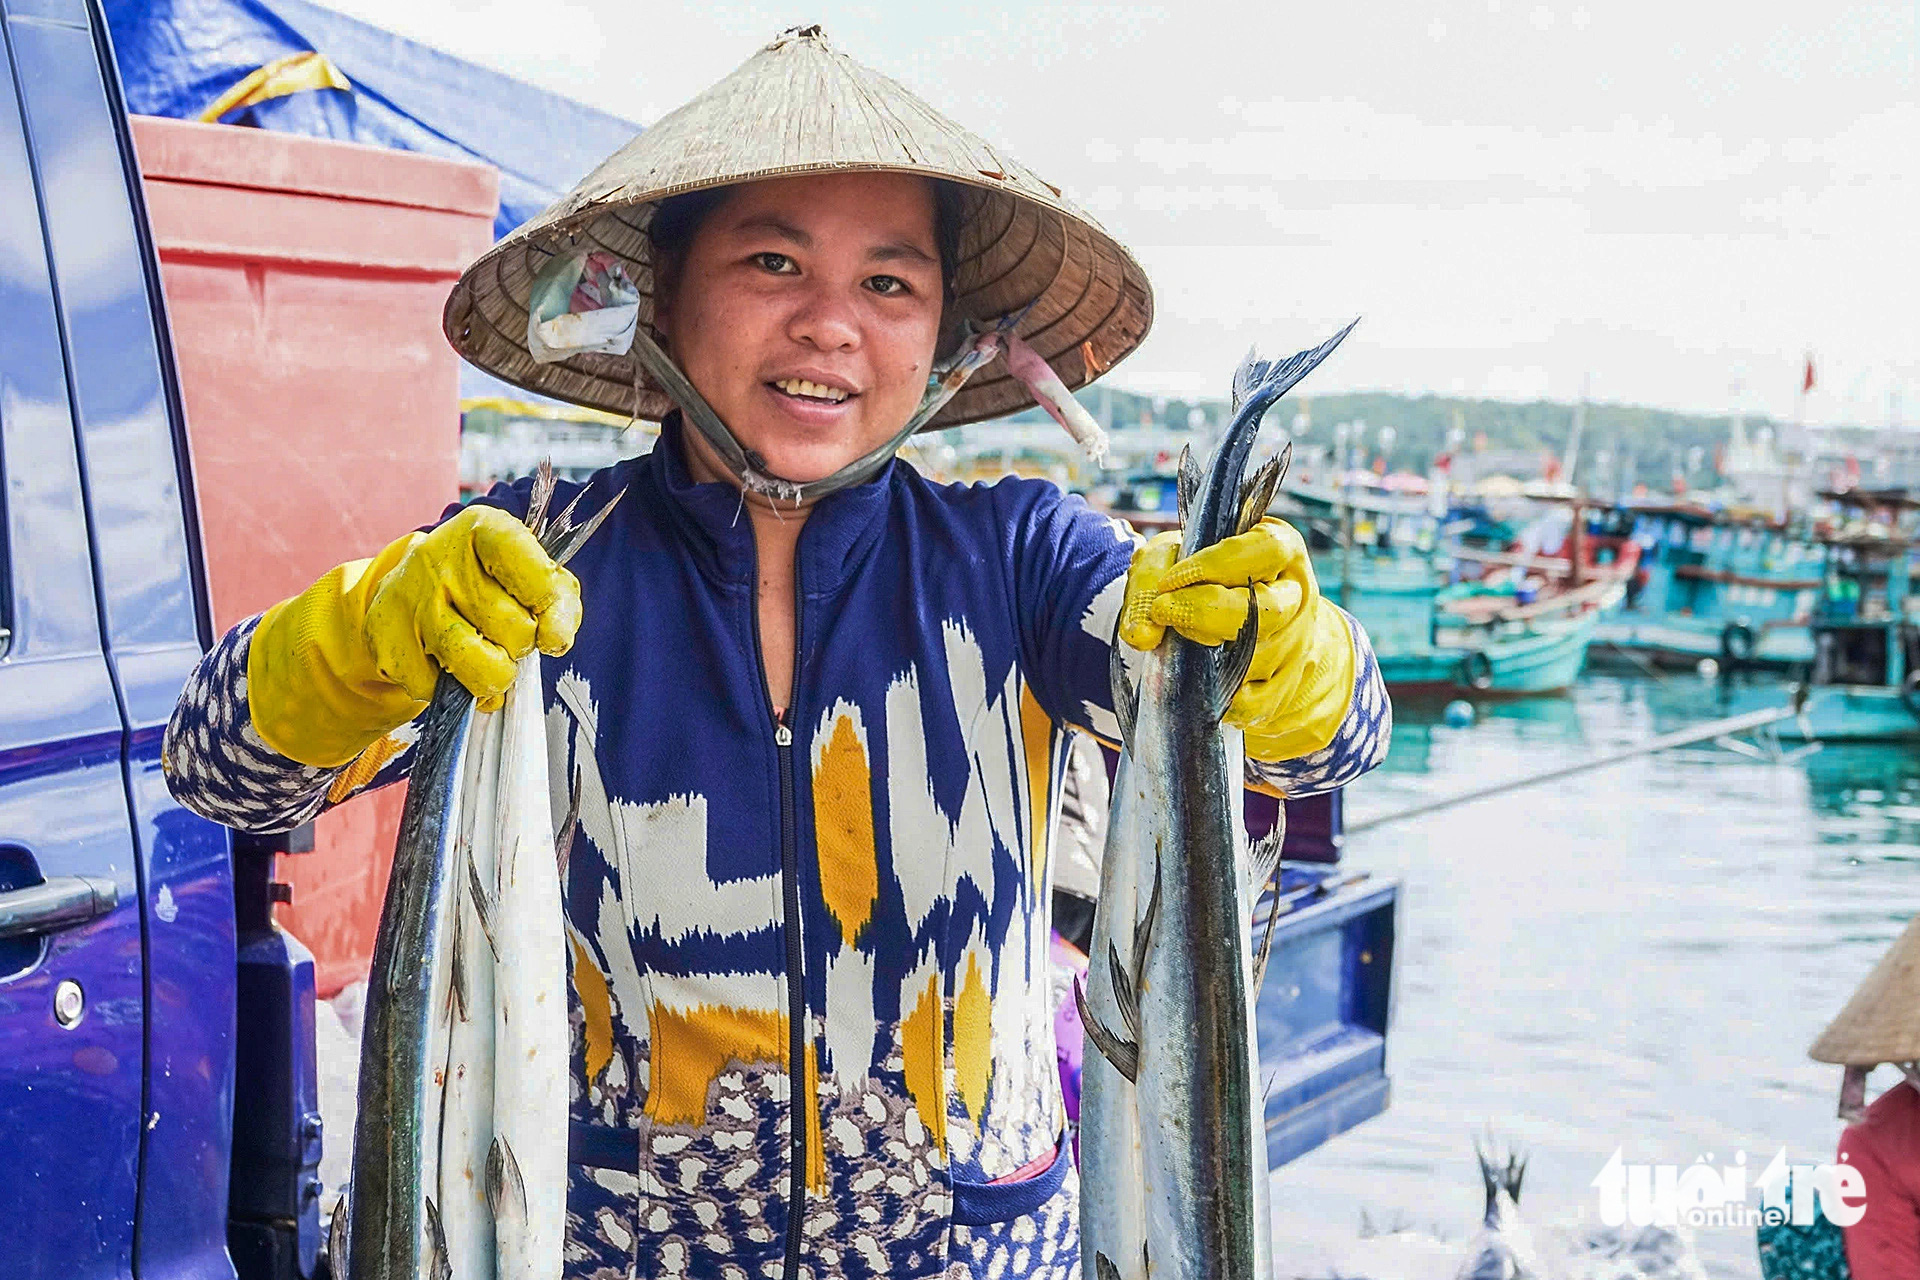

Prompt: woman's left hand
[{"left": 1118, "top": 517, "right": 1356, "bottom": 760}]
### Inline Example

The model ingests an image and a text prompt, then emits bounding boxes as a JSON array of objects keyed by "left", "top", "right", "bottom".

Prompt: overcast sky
[{"left": 330, "top": 0, "right": 1914, "bottom": 425}]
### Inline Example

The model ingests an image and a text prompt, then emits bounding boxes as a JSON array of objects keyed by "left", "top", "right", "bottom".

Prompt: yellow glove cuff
[
  {"left": 247, "top": 534, "right": 427, "bottom": 769},
  {"left": 1239, "top": 603, "right": 1356, "bottom": 763}
]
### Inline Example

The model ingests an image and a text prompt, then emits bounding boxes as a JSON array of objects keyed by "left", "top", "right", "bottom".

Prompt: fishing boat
[
  {"left": 1717, "top": 495, "right": 1920, "bottom": 741},
  {"left": 1589, "top": 501, "right": 1820, "bottom": 671},
  {"left": 1282, "top": 486, "right": 1638, "bottom": 697}
]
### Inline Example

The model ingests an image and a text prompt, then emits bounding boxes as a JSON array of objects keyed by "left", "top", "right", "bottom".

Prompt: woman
[
  {"left": 1802, "top": 913, "right": 1920, "bottom": 1279},
  {"left": 164, "top": 28, "right": 1390, "bottom": 1280}
]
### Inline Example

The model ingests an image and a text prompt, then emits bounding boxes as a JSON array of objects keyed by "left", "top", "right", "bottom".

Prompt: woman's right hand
[
  {"left": 246, "top": 505, "right": 581, "bottom": 769},
  {"left": 363, "top": 505, "right": 581, "bottom": 709}
]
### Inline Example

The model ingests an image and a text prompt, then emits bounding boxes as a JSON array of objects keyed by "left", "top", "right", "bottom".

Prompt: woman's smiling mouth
[{"left": 770, "top": 377, "right": 851, "bottom": 404}]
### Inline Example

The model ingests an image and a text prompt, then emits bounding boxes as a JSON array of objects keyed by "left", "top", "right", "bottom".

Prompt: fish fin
[
  {"left": 556, "top": 765, "right": 584, "bottom": 883},
  {"left": 1250, "top": 813, "right": 1287, "bottom": 992},
  {"left": 1235, "top": 451, "right": 1282, "bottom": 536},
  {"left": 486, "top": 1135, "right": 529, "bottom": 1226},
  {"left": 542, "top": 482, "right": 590, "bottom": 544},
  {"left": 1130, "top": 858, "right": 1162, "bottom": 994},
  {"left": 547, "top": 485, "right": 627, "bottom": 566},
  {"left": 1252, "top": 885, "right": 1284, "bottom": 996},
  {"left": 1107, "top": 940, "right": 1140, "bottom": 1040},
  {"left": 423, "top": 1195, "right": 453, "bottom": 1280},
  {"left": 1109, "top": 631, "right": 1138, "bottom": 751},
  {"left": 1073, "top": 977, "right": 1138, "bottom": 1084},
  {"left": 465, "top": 854, "right": 499, "bottom": 961},
  {"left": 525, "top": 458, "right": 556, "bottom": 537},
  {"left": 1247, "top": 824, "right": 1285, "bottom": 908},
  {"left": 323, "top": 1189, "right": 350, "bottom": 1280},
  {"left": 1210, "top": 599, "right": 1262, "bottom": 722},
  {"left": 1095, "top": 1252, "right": 1123, "bottom": 1280},
  {"left": 449, "top": 896, "right": 470, "bottom": 1023},
  {"left": 1175, "top": 443, "right": 1202, "bottom": 528}
]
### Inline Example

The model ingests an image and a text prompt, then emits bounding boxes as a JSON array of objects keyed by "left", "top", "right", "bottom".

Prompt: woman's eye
[
  {"left": 866, "top": 275, "right": 909, "bottom": 296},
  {"left": 754, "top": 252, "right": 797, "bottom": 274}
]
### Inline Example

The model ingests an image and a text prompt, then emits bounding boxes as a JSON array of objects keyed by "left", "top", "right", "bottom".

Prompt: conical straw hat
[
  {"left": 1810, "top": 913, "right": 1920, "bottom": 1066},
  {"left": 444, "top": 25, "right": 1153, "bottom": 429}
]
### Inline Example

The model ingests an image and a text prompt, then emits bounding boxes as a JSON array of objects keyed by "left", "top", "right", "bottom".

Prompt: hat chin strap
[{"left": 630, "top": 321, "right": 1013, "bottom": 506}]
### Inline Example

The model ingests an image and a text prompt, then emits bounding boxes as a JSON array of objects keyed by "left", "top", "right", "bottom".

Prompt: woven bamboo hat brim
[
  {"left": 1810, "top": 913, "right": 1920, "bottom": 1066},
  {"left": 444, "top": 26, "right": 1152, "bottom": 429}
]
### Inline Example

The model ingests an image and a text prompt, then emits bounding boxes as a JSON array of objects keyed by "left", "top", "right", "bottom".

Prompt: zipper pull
[{"left": 775, "top": 723, "right": 792, "bottom": 747}]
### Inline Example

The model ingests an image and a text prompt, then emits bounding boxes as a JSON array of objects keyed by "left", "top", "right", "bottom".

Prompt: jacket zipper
[
  {"left": 776, "top": 713, "right": 805, "bottom": 1277},
  {"left": 746, "top": 548, "right": 808, "bottom": 1280}
]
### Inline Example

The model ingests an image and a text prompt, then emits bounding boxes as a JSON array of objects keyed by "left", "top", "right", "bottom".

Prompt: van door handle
[{"left": 0, "top": 876, "right": 120, "bottom": 939}]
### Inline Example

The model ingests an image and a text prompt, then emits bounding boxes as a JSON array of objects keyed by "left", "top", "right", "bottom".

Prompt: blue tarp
[{"left": 104, "top": 0, "right": 640, "bottom": 243}]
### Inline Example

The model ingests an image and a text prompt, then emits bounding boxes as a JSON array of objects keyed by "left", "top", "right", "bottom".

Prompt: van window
[
  {"left": 9, "top": 9, "right": 197, "bottom": 653},
  {"left": 0, "top": 9, "right": 103, "bottom": 663}
]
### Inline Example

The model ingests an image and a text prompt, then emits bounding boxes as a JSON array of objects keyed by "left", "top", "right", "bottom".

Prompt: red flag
[{"left": 1803, "top": 356, "right": 1816, "bottom": 394}]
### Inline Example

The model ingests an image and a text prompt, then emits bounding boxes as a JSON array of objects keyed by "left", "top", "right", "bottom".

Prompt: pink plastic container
[{"left": 133, "top": 116, "right": 498, "bottom": 997}]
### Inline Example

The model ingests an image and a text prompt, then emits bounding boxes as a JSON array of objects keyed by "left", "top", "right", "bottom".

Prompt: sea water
[{"left": 1268, "top": 671, "right": 1920, "bottom": 1279}]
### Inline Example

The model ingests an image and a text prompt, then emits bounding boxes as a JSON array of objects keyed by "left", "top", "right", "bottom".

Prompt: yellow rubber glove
[
  {"left": 247, "top": 505, "right": 582, "bottom": 768},
  {"left": 1119, "top": 517, "right": 1355, "bottom": 762}
]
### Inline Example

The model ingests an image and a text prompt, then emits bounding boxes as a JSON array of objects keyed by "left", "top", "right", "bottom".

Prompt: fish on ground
[
  {"left": 1454, "top": 1141, "right": 1557, "bottom": 1280},
  {"left": 1077, "top": 323, "right": 1357, "bottom": 1280},
  {"left": 1319, "top": 1142, "right": 1704, "bottom": 1280},
  {"left": 334, "top": 464, "right": 620, "bottom": 1280}
]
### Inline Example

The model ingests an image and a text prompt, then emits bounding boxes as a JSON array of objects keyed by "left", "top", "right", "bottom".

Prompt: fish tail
[
  {"left": 1474, "top": 1133, "right": 1527, "bottom": 1222},
  {"left": 1230, "top": 320, "right": 1359, "bottom": 429}
]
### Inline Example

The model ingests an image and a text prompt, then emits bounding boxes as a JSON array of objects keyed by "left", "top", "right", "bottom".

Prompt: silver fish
[
  {"left": 1079, "top": 324, "right": 1355, "bottom": 1280},
  {"left": 343, "top": 464, "right": 622, "bottom": 1280}
]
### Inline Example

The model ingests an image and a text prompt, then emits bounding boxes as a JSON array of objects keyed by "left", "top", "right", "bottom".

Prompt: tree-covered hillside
[{"left": 1016, "top": 385, "right": 1772, "bottom": 474}]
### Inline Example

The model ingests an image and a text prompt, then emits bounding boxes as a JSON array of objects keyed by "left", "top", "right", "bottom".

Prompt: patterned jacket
[{"left": 163, "top": 417, "right": 1391, "bottom": 1280}]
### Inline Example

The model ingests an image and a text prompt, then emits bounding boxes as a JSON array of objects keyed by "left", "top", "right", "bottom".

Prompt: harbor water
[{"left": 1270, "top": 670, "right": 1920, "bottom": 1279}]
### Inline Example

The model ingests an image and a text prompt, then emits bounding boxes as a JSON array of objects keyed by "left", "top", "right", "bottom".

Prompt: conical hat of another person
[
  {"left": 445, "top": 25, "right": 1152, "bottom": 429},
  {"left": 1810, "top": 913, "right": 1920, "bottom": 1066}
]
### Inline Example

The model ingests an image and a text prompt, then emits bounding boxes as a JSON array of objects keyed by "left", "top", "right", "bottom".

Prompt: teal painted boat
[
  {"left": 1309, "top": 531, "right": 1628, "bottom": 699},
  {"left": 1587, "top": 502, "right": 1820, "bottom": 670},
  {"left": 1712, "top": 504, "right": 1920, "bottom": 741}
]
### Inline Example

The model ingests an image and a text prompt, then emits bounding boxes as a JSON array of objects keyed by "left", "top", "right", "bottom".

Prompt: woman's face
[{"left": 659, "top": 172, "right": 945, "bottom": 486}]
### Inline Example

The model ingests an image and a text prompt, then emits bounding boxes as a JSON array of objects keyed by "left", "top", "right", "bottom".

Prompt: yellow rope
[{"left": 198, "top": 52, "right": 351, "bottom": 124}]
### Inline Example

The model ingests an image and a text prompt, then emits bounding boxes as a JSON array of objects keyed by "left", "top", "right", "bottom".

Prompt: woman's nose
[{"left": 786, "top": 284, "right": 861, "bottom": 351}]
